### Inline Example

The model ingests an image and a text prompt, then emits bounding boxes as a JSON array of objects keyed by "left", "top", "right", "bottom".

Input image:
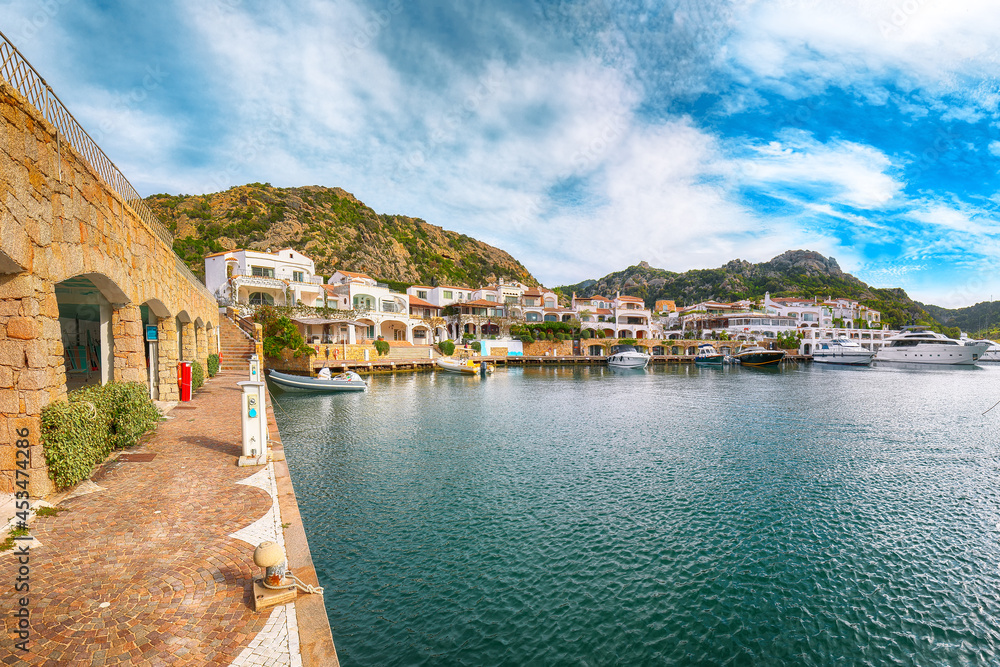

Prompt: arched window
[
  {"left": 544, "top": 314, "right": 558, "bottom": 322},
  {"left": 544, "top": 299, "right": 556, "bottom": 308},
  {"left": 526, "top": 312, "right": 541, "bottom": 322},
  {"left": 249, "top": 292, "right": 274, "bottom": 305}
]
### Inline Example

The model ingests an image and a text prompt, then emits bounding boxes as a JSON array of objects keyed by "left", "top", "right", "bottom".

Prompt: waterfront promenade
[{"left": 0, "top": 371, "right": 336, "bottom": 666}]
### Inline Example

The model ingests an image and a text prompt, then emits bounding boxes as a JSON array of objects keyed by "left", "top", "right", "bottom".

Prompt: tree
[
  {"left": 438, "top": 340, "right": 456, "bottom": 356},
  {"left": 775, "top": 330, "right": 802, "bottom": 350},
  {"left": 373, "top": 339, "right": 390, "bottom": 356},
  {"left": 257, "top": 312, "right": 315, "bottom": 358}
]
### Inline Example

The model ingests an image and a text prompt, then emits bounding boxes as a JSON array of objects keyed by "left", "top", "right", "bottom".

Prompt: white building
[
  {"left": 326, "top": 270, "right": 412, "bottom": 342},
  {"left": 204, "top": 248, "right": 325, "bottom": 308}
]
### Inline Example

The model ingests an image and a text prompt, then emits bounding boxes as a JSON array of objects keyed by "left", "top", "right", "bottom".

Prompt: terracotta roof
[
  {"left": 409, "top": 285, "right": 434, "bottom": 290},
  {"left": 439, "top": 284, "right": 473, "bottom": 291},
  {"left": 595, "top": 308, "right": 613, "bottom": 315},
  {"left": 461, "top": 299, "right": 502, "bottom": 307},
  {"left": 409, "top": 295, "right": 440, "bottom": 308},
  {"left": 617, "top": 296, "right": 644, "bottom": 303},
  {"left": 522, "top": 288, "right": 543, "bottom": 296},
  {"left": 337, "top": 269, "right": 373, "bottom": 280},
  {"left": 205, "top": 250, "right": 242, "bottom": 258}
]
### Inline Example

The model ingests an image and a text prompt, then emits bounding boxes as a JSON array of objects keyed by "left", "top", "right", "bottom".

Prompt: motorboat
[
  {"left": 731, "top": 346, "right": 785, "bottom": 367},
  {"left": 811, "top": 338, "right": 876, "bottom": 365},
  {"left": 436, "top": 357, "right": 492, "bottom": 374},
  {"left": 967, "top": 339, "right": 1000, "bottom": 362},
  {"left": 694, "top": 343, "right": 724, "bottom": 365},
  {"left": 607, "top": 345, "right": 651, "bottom": 369},
  {"left": 876, "top": 327, "right": 987, "bottom": 365},
  {"left": 267, "top": 369, "right": 367, "bottom": 392}
]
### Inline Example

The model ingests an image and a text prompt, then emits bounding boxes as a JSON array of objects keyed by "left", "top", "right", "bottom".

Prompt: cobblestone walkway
[{"left": 1, "top": 371, "right": 302, "bottom": 666}]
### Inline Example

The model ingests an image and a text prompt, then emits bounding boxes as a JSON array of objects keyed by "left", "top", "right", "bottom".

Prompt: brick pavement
[{"left": 1, "top": 371, "right": 327, "bottom": 666}]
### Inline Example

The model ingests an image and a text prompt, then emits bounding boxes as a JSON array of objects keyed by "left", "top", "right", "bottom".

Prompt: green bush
[
  {"left": 373, "top": 339, "right": 390, "bottom": 356},
  {"left": 581, "top": 329, "right": 592, "bottom": 339},
  {"left": 471, "top": 341, "right": 482, "bottom": 353},
  {"left": 207, "top": 353, "right": 220, "bottom": 377},
  {"left": 192, "top": 361, "right": 205, "bottom": 390},
  {"left": 438, "top": 340, "right": 456, "bottom": 356},
  {"left": 462, "top": 332, "right": 475, "bottom": 341},
  {"left": 41, "top": 382, "right": 162, "bottom": 489},
  {"left": 618, "top": 338, "right": 638, "bottom": 345},
  {"left": 520, "top": 335, "right": 535, "bottom": 344}
]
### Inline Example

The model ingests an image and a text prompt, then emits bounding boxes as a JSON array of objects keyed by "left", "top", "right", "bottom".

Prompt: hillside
[
  {"left": 147, "top": 183, "right": 537, "bottom": 287},
  {"left": 919, "top": 300, "right": 1000, "bottom": 337},
  {"left": 559, "top": 250, "right": 938, "bottom": 330}
]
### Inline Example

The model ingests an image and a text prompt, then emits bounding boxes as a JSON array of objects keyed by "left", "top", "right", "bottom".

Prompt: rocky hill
[
  {"left": 147, "top": 183, "right": 537, "bottom": 288},
  {"left": 559, "top": 250, "right": 938, "bottom": 329}
]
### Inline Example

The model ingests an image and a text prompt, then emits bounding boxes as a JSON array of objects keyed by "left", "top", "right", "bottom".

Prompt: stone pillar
[
  {"left": 0, "top": 277, "right": 58, "bottom": 497},
  {"left": 181, "top": 321, "right": 195, "bottom": 361},
  {"left": 112, "top": 304, "right": 145, "bottom": 383},
  {"left": 196, "top": 323, "right": 208, "bottom": 371},
  {"left": 208, "top": 324, "right": 218, "bottom": 357},
  {"left": 157, "top": 316, "right": 179, "bottom": 402}
]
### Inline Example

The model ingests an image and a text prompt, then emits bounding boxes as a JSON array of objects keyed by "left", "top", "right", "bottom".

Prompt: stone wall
[{"left": 0, "top": 80, "right": 219, "bottom": 495}]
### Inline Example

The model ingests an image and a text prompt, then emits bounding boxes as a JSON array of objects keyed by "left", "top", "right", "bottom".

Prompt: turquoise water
[{"left": 272, "top": 363, "right": 1000, "bottom": 666}]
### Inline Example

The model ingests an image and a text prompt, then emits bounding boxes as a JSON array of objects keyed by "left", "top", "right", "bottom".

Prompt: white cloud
[{"left": 733, "top": 130, "right": 902, "bottom": 209}]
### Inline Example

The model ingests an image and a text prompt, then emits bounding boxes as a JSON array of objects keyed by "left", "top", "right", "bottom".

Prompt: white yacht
[
  {"left": 875, "top": 328, "right": 988, "bottom": 365},
  {"left": 812, "top": 338, "right": 876, "bottom": 365},
  {"left": 607, "top": 344, "right": 651, "bottom": 369}
]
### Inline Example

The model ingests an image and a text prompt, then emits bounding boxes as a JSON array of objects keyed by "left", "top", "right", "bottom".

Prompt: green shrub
[
  {"left": 520, "top": 335, "right": 535, "bottom": 344},
  {"left": 41, "top": 382, "right": 161, "bottom": 489},
  {"left": 207, "top": 353, "right": 220, "bottom": 377},
  {"left": 471, "top": 341, "right": 482, "bottom": 353},
  {"left": 192, "top": 361, "right": 205, "bottom": 390},
  {"left": 438, "top": 340, "right": 456, "bottom": 356},
  {"left": 462, "top": 332, "right": 475, "bottom": 341},
  {"left": 618, "top": 338, "right": 638, "bottom": 345},
  {"left": 373, "top": 339, "right": 390, "bottom": 356}
]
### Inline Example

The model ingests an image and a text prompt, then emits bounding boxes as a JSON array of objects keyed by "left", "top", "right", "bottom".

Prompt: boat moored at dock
[
  {"left": 731, "top": 346, "right": 786, "bottom": 367},
  {"left": 607, "top": 345, "right": 651, "bottom": 369},
  {"left": 694, "top": 343, "right": 724, "bottom": 364},
  {"left": 812, "top": 338, "right": 876, "bottom": 365},
  {"left": 268, "top": 369, "right": 368, "bottom": 391},
  {"left": 876, "top": 328, "right": 987, "bottom": 365}
]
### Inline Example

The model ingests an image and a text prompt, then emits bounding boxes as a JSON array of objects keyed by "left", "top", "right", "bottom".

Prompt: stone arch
[
  {"left": 56, "top": 274, "right": 119, "bottom": 389},
  {"left": 380, "top": 318, "right": 408, "bottom": 342}
]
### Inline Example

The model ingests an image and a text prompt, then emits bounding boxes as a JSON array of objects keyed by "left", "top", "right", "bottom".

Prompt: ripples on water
[{"left": 272, "top": 363, "right": 1000, "bottom": 666}]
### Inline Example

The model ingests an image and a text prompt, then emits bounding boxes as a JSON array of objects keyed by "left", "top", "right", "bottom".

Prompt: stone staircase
[
  {"left": 383, "top": 345, "right": 440, "bottom": 360},
  {"left": 219, "top": 315, "right": 256, "bottom": 372}
]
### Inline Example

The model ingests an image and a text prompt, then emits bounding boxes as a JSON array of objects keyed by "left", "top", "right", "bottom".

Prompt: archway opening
[{"left": 56, "top": 276, "right": 114, "bottom": 390}]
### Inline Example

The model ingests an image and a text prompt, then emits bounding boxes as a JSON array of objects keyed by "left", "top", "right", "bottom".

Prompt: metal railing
[{"left": 0, "top": 29, "right": 174, "bottom": 249}]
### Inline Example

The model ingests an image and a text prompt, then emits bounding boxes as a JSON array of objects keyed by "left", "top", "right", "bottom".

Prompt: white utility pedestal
[
  {"left": 248, "top": 354, "right": 261, "bottom": 382},
  {"left": 237, "top": 380, "right": 268, "bottom": 467}
]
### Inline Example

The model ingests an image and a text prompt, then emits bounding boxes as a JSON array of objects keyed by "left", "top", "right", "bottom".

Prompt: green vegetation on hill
[
  {"left": 920, "top": 300, "right": 1000, "bottom": 338},
  {"left": 559, "top": 251, "right": 942, "bottom": 330},
  {"left": 147, "top": 183, "right": 537, "bottom": 288}
]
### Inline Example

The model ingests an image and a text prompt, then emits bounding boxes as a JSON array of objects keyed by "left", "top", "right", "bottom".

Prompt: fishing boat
[
  {"left": 811, "top": 338, "right": 876, "bottom": 365},
  {"left": 267, "top": 369, "right": 367, "bottom": 392},
  {"left": 731, "top": 346, "right": 786, "bottom": 367},
  {"left": 607, "top": 345, "right": 651, "bottom": 369},
  {"left": 694, "top": 343, "right": 724, "bottom": 365},
  {"left": 876, "top": 327, "right": 987, "bottom": 365},
  {"left": 436, "top": 357, "right": 491, "bottom": 374}
]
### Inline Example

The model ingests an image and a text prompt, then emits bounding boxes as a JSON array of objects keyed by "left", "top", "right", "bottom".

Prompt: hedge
[
  {"left": 41, "top": 382, "right": 162, "bottom": 489},
  {"left": 192, "top": 361, "right": 205, "bottom": 391},
  {"left": 207, "top": 353, "right": 220, "bottom": 377}
]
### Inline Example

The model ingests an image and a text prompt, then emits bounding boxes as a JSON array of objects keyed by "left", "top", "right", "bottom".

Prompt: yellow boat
[{"left": 436, "top": 357, "right": 491, "bottom": 375}]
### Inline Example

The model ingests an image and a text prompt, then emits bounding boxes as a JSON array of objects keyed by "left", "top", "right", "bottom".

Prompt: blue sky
[{"left": 5, "top": 0, "right": 1000, "bottom": 306}]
